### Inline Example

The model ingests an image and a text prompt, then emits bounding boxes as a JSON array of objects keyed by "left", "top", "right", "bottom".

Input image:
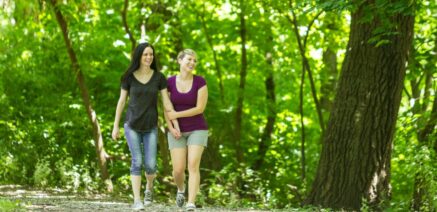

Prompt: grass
[{"left": 0, "top": 199, "right": 22, "bottom": 211}]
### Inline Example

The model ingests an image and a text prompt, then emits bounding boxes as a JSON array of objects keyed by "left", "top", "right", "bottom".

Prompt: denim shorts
[
  {"left": 124, "top": 123, "right": 157, "bottom": 175},
  {"left": 167, "top": 130, "right": 208, "bottom": 150}
]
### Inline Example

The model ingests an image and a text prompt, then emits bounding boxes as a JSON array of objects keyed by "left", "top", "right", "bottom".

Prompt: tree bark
[
  {"left": 235, "top": 0, "right": 247, "bottom": 164},
  {"left": 122, "top": 0, "right": 136, "bottom": 52},
  {"left": 157, "top": 124, "right": 171, "bottom": 174},
  {"left": 320, "top": 48, "right": 337, "bottom": 112},
  {"left": 306, "top": 1, "right": 414, "bottom": 210},
  {"left": 49, "top": 0, "right": 113, "bottom": 192},
  {"left": 253, "top": 23, "right": 276, "bottom": 170},
  {"left": 299, "top": 62, "right": 306, "bottom": 181}
]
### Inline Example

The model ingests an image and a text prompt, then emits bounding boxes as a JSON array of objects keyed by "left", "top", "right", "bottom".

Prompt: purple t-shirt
[{"left": 167, "top": 75, "right": 208, "bottom": 132}]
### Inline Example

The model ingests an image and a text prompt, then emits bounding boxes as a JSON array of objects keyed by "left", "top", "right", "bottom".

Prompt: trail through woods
[{"left": 0, "top": 185, "right": 275, "bottom": 211}]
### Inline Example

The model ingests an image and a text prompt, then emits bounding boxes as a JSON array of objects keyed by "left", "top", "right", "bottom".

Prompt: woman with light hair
[{"left": 165, "top": 49, "right": 209, "bottom": 211}]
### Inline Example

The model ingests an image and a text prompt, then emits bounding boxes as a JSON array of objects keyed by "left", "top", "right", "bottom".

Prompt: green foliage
[
  {"left": 33, "top": 159, "right": 52, "bottom": 187},
  {"left": 320, "top": 0, "right": 417, "bottom": 46},
  {"left": 0, "top": 0, "right": 435, "bottom": 210},
  {"left": 390, "top": 114, "right": 437, "bottom": 211},
  {"left": 0, "top": 199, "right": 23, "bottom": 211},
  {"left": 413, "top": 146, "right": 437, "bottom": 211},
  {"left": 317, "top": 0, "right": 357, "bottom": 12},
  {"left": 203, "top": 164, "right": 269, "bottom": 208}
]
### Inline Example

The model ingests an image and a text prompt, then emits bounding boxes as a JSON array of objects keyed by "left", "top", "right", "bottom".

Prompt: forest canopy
[{"left": 0, "top": 0, "right": 436, "bottom": 211}]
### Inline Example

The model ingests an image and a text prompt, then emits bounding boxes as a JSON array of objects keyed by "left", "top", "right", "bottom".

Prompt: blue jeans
[{"left": 124, "top": 123, "right": 158, "bottom": 175}]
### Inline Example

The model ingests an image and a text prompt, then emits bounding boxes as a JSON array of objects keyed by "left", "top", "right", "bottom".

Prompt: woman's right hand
[
  {"left": 112, "top": 126, "right": 119, "bottom": 140},
  {"left": 170, "top": 127, "right": 181, "bottom": 140}
]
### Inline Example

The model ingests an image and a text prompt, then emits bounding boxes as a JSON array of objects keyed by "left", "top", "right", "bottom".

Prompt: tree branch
[
  {"left": 198, "top": 5, "right": 225, "bottom": 103},
  {"left": 284, "top": 4, "right": 326, "bottom": 134},
  {"left": 122, "top": 0, "right": 136, "bottom": 52},
  {"left": 48, "top": 0, "right": 113, "bottom": 192}
]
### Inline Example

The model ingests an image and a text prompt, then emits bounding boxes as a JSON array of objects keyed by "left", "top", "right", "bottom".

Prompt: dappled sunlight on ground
[{"left": 0, "top": 185, "right": 273, "bottom": 211}]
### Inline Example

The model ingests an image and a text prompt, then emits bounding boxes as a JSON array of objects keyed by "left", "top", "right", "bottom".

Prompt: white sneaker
[
  {"left": 185, "top": 202, "right": 196, "bottom": 211},
  {"left": 132, "top": 201, "right": 144, "bottom": 211}
]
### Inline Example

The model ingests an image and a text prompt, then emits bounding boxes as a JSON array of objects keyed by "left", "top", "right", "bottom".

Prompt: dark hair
[{"left": 121, "top": 43, "right": 159, "bottom": 83}]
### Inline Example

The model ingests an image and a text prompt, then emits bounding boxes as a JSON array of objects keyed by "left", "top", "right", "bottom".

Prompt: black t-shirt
[{"left": 121, "top": 71, "right": 167, "bottom": 132}]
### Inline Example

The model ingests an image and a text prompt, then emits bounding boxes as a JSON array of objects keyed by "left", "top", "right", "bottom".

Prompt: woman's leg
[
  {"left": 186, "top": 130, "right": 208, "bottom": 205},
  {"left": 131, "top": 175, "right": 142, "bottom": 201},
  {"left": 168, "top": 132, "right": 188, "bottom": 207},
  {"left": 143, "top": 128, "right": 158, "bottom": 191},
  {"left": 124, "top": 123, "right": 143, "bottom": 202},
  {"left": 171, "top": 148, "right": 187, "bottom": 192},
  {"left": 187, "top": 145, "right": 204, "bottom": 204}
]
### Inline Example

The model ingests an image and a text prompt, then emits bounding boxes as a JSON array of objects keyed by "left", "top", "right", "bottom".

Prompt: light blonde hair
[{"left": 177, "top": 49, "right": 197, "bottom": 61}]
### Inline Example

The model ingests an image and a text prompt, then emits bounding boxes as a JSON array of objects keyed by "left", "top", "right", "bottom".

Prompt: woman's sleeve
[
  {"left": 197, "top": 76, "right": 206, "bottom": 89},
  {"left": 159, "top": 73, "right": 168, "bottom": 90},
  {"left": 121, "top": 77, "right": 130, "bottom": 91}
]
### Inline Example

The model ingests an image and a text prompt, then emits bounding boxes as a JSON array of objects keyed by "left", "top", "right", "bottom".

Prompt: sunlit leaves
[{"left": 0, "top": 0, "right": 435, "bottom": 210}]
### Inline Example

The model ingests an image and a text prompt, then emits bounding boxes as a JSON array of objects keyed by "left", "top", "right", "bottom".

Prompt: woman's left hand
[{"left": 167, "top": 111, "right": 178, "bottom": 120}]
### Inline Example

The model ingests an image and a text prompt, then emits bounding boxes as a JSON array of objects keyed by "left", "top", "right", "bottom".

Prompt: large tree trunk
[
  {"left": 49, "top": 0, "right": 113, "bottom": 192},
  {"left": 306, "top": 1, "right": 414, "bottom": 210}
]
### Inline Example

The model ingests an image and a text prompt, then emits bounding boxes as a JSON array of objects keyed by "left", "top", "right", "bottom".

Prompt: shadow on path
[{"left": 0, "top": 185, "right": 271, "bottom": 211}]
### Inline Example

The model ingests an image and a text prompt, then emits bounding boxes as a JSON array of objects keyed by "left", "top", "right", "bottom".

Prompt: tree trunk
[
  {"left": 253, "top": 25, "right": 276, "bottom": 170},
  {"left": 198, "top": 9, "right": 225, "bottom": 104},
  {"left": 299, "top": 62, "right": 307, "bottom": 182},
  {"left": 122, "top": 0, "right": 136, "bottom": 52},
  {"left": 319, "top": 13, "right": 340, "bottom": 114},
  {"left": 306, "top": 2, "right": 414, "bottom": 210},
  {"left": 49, "top": 0, "right": 113, "bottom": 192},
  {"left": 320, "top": 48, "right": 337, "bottom": 112},
  {"left": 286, "top": 9, "right": 325, "bottom": 134},
  {"left": 201, "top": 135, "right": 222, "bottom": 170},
  {"left": 412, "top": 94, "right": 437, "bottom": 211},
  {"left": 235, "top": 0, "right": 247, "bottom": 164},
  {"left": 157, "top": 124, "right": 171, "bottom": 174},
  {"left": 410, "top": 31, "right": 437, "bottom": 211},
  {"left": 285, "top": 6, "right": 324, "bottom": 180}
]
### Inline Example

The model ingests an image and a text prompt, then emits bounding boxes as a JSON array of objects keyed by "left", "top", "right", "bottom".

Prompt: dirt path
[{"left": 0, "top": 185, "right": 270, "bottom": 211}]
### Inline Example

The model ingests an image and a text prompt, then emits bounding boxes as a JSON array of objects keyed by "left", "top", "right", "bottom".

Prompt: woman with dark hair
[{"left": 112, "top": 43, "right": 180, "bottom": 210}]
